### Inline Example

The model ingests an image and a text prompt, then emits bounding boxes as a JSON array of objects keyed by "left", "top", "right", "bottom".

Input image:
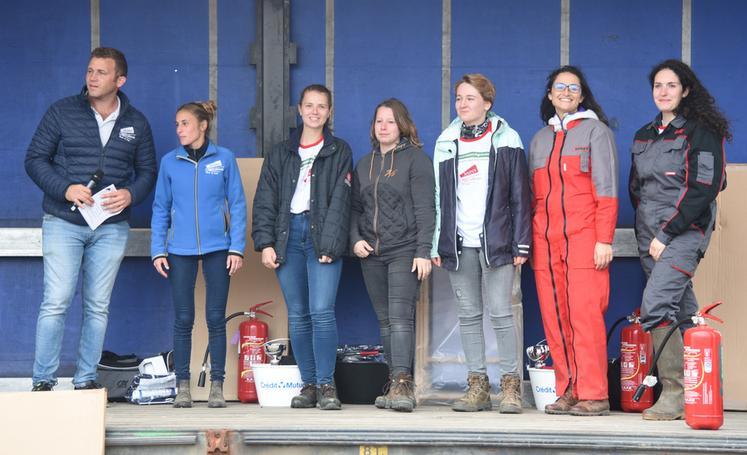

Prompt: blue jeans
[
  {"left": 275, "top": 213, "right": 341, "bottom": 385},
  {"left": 33, "top": 214, "right": 129, "bottom": 386},
  {"left": 447, "top": 247, "right": 518, "bottom": 377},
  {"left": 168, "top": 251, "right": 230, "bottom": 382}
]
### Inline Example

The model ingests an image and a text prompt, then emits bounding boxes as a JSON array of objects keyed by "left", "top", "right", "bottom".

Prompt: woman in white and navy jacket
[
  {"left": 151, "top": 100, "right": 247, "bottom": 409},
  {"left": 431, "top": 74, "right": 531, "bottom": 414}
]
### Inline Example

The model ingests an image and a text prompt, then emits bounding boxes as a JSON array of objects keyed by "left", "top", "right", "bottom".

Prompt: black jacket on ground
[
  {"left": 350, "top": 140, "right": 435, "bottom": 259},
  {"left": 25, "top": 88, "right": 157, "bottom": 225},
  {"left": 252, "top": 126, "right": 353, "bottom": 263}
]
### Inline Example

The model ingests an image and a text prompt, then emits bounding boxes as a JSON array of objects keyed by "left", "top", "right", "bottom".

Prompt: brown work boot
[
  {"left": 375, "top": 376, "right": 393, "bottom": 409},
  {"left": 643, "top": 326, "right": 684, "bottom": 421},
  {"left": 389, "top": 373, "right": 416, "bottom": 413},
  {"left": 452, "top": 373, "right": 491, "bottom": 412},
  {"left": 317, "top": 383, "right": 342, "bottom": 411},
  {"left": 498, "top": 374, "right": 523, "bottom": 414},
  {"left": 544, "top": 384, "right": 577, "bottom": 415},
  {"left": 569, "top": 399, "right": 610, "bottom": 416},
  {"left": 291, "top": 383, "right": 318, "bottom": 408}
]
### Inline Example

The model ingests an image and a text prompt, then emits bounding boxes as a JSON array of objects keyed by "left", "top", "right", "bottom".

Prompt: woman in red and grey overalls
[
  {"left": 529, "top": 66, "right": 618, "bottom": 416},
  {"left": 630, "top": 60, "right": 728, "bottom": 421}
]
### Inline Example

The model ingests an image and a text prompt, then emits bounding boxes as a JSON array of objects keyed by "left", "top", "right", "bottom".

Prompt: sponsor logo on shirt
[
  {"left": 460, "top": 164, "right": 479, "bottom": 179},
  {"left": 205, "top": 160, "right": 224, "bottom": 175},
  {"left": 118, "top": 126, "right": 136, "bottom": 142}
]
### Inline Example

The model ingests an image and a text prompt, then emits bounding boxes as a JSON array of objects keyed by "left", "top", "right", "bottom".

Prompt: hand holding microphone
[{"left": 68, "top": 170, "right": 104, "bottom": 211}]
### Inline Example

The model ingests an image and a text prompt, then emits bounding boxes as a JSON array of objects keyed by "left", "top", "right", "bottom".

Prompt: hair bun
[{"left": 199, "top": 100, "right": 217, "bottom": 117}]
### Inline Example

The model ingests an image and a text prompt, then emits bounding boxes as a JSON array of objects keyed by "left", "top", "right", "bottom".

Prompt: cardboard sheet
[
  {"left": 0, "top": 389, "right": 106, "bottom": 454},
  {"left": 693, "top": 164, "right": 747, "bottom": 410}
]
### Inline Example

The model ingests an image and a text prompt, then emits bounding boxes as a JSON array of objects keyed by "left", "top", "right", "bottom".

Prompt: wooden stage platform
[{"left": 105, "top": 402, "right": 747, "bottom": 454}]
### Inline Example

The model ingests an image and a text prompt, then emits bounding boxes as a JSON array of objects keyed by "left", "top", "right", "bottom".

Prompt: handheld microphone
[{"left": 70, "top": 169, "right": 104, "bottom": 211}]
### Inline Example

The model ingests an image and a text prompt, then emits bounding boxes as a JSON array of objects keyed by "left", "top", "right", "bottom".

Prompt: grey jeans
[
  {"left": 361, "top": 254, "right": 420, "bottom": 376},
  {"left": 448, "top": 247, "right": 518, "bottom": 377}
]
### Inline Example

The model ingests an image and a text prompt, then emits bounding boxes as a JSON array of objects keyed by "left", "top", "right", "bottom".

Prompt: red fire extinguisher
[
  {"left": 684, "top": 301, "right": 723, "bottom": 430},
  {"left": 620, "top": 309, "right": 654, "bottom": 412},
  {"left": 238, "top": 301, "right": 273, "bottom": 403}
]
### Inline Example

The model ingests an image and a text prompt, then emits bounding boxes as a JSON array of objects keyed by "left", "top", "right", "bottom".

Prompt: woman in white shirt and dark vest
[{"left": 252, "top": 84, "right": 353, "bottom": 411}]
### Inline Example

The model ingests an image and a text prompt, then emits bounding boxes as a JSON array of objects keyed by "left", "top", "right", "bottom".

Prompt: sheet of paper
[{"left": 78, "top": 184, "right": 123, "bottom": 230}]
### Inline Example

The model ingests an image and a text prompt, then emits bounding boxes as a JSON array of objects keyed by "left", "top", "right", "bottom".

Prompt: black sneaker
[
  {"left": 291, "top": 383, "right": 318, "bottom": 408},
  {"left": 317, "top": 383, "right": 341, "bottom": 411},
  {"left": 74, "top": 381, "right": 104, "bottom": 390},
  {"left": 32, "top": 382, "right": 53, "bottom": 392}
]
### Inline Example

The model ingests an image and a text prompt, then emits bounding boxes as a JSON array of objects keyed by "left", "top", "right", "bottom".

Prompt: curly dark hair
[
  {"left": 540, "top": 65, "right": 609, "bottom": 126},
  {"left": 648, "top": 59, "right": 732, "bottom": 141}
]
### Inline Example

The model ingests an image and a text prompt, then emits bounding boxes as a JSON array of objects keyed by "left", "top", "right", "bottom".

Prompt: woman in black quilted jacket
[{"left": 349, "top": 98, "right": 435, "bottom": 412}]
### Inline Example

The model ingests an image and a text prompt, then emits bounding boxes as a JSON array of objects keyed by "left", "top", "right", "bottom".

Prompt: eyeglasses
[{"left": 552, "top": 82, "right": 581, "bottom": 94}]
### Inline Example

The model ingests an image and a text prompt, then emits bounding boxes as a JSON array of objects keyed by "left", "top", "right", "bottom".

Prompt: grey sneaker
[
  {"left": 317, "top": 383, "right": 341, "bottom": 410},
  {"left": 291, "top": 383, "right": 318, "bottom": 408}
]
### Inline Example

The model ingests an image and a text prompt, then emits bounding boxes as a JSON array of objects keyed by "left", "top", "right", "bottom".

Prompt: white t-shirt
[
  {"left": 91, "top": 96, "right": 121, "bottom": 147},
  {"left": 456, "top": 126, "right": 492, "bottom": 247},
  {"left": 290, "top": 137, "right": 324, "bottom": 214}
]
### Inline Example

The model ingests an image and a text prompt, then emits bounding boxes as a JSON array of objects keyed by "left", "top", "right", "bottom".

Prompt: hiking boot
[
  {"left": 570, "top": 399, "right": 610, "bottom": 416},
  {"left": 32, "top": 381, "right": 53, "bottom": 392},
  {"left": 545, "top": 384, "right": 577, "bottom": 415},
  {"left": 317, "top": 383, "right": 342, "bottom": 410},
  {"left": 208, "top": 380, "right": 226, "bottom": 408},
  {"left": 375, "top": 376, "right": 394, "bottom": 409},
  {"left": 74, "top": 381, "right": 104, "bottom": 390},
  {"left": 291, "top": 383, "right": 318, "bottom": 408},
  {"left": 452, "top": 373, "right": 491, "bottom": 412},
  {"left": 643, "top": 326, "right": 684, "bottom": 421},
  {"left": 498, "top": 374, "right": 522, "bottom": 414},
  {"left": 389, "top": 373, "right": 416, "bottom": 413},
  {"left": 174, "top": 380, "right": 192, "bottom": 408}
]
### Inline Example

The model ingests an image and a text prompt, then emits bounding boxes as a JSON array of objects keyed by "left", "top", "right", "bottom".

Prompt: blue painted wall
[{"left": 1, "top": 0, "right": 744, "bottom": 377}]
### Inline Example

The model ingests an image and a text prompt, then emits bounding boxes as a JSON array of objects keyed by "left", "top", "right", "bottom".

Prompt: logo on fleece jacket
[{"left": 205, "top": 160, "right": 224, "bottom": 175}]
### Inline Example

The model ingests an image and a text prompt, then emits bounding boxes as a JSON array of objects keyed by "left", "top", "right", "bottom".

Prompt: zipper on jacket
[
  {"left": 480, "top": 127, "right": 502, "bottom": 267},
  {"left": 556, "top": 127, "right": 579, "bottom": 383},
  {"left": 89, "top": 107, "right": 122, "bottom": 183},
  {"left": 372, "top": 152, "right": 386, "bottom": 255},
  {"left": 544, "top": 130, "right": 573, "bottom": 386},
  {"left": 193, "top": 161, "right": 202, "bottom": 254},
  {"left": 452, "top": 139, "right": 460, "bottom": 271},
  {"left": 177, "top": 154, "right": 203, "bottom": 255}
]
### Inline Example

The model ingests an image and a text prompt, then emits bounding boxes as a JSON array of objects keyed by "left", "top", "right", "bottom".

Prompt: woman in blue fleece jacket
[{"left": 151, "top": 100, "right": 247, "bottom": 409}]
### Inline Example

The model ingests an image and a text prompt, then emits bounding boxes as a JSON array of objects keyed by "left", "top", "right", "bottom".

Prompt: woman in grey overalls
[{"left": 629, "top": 59, "right": 730, "bottom": 421}]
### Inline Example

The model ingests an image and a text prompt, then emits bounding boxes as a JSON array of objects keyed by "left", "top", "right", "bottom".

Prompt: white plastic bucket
[
  {"left": 252, "top": 364, "right": 303, "bottom": 407},
  {"left": 527, "top": 366, "right": 557, "bottom": 411}
]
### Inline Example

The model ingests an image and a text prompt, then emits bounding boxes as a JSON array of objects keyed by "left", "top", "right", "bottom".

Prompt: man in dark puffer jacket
[{"left": 25, "top": 47, "right": 156, "bottom": 392}]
